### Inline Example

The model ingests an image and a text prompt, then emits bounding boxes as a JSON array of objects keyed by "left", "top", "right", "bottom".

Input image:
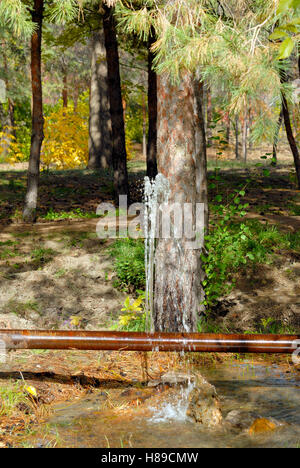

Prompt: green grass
[
  {"left": 4, "top": 299, "right": 40, "bottom": 317},
  {"left": 41, "top": 208, "right": 99, "bottom": 221},
  {"left": 0, "top": 381, "right": 30, "bottom": 417},
  {"left": 0, "top": 240, "right": 21, "bottom": 260},
  {"left": 288, "top": 203, "right": 300, "bottom": 216},
  {"left": 31, "top": 247, "right": 56, "bottom": 264},
  {"left": 110, "top": 238, "right": 145, "bottom": 290}
]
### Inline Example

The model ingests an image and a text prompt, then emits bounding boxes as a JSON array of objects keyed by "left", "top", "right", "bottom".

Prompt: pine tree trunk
[
  {"left": 103, "top": 7, "right": 129, "bottom": 199},
  {"left": 153, "top": 73, "right": 207, "bottom": 332},
  {"left": 88, "top": 30, "right": 112, "bottom": 169},
  {"left": 235, "top": 115, "right": 240, "bottom": 160},
  {"left": 62, "top": 70, "right": 68, "bottom": 108},
  {"left": 242, "top": 110, "right": 248, "bottom": 163},
  {"left": 0, "top": 102, "right": 11, "bottom": 158},
  {"left": 146, "top": 31, "right": 158, "bottom": 179},
  {"left": 206, "top": 88, "right": 212, "bottom": 146},
  {"left": 142, "top": 92, "right": 147, "bottom": 159},
  {"left": 2, "top": 44, "right": 16, "bottom": 138},
  {"left": 23, "top": 0, "right": 44, "bottom": 223},
  {"left": 272, "top": 107, "right": 283, "bottom": 165},
  {"left": 282, "top": 94, "right": 300, "bottom": 188},
  {"left": 280, "top": 69, "right": 300, "bottom": 189},
  {"left": 225, "top": 119, "right": 230, "bottom": 145}
]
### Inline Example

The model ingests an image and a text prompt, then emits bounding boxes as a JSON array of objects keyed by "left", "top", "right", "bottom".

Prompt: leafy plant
[
  {"left": 112, "top": 294, "right": 146, "bottom": 332},
  {"left": 42, "top": 208, "right": 98, "bottom": 221},
  {"left": 0, "top": 381, "right": 31, "bottom": 417},
  {"left": 110, "top": 238, "right": 145, "bottom": 290}
]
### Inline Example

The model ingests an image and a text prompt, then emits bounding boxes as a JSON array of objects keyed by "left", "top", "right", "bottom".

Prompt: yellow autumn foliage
[
  {"left": 41, "top": 100, "right": 89, "bottom": 170},
  {"left": 2, "top": 96, "right": 136, "bottom": 168},
  {"left": 0, "top": 126, "right": 24, "bottom": 163}
]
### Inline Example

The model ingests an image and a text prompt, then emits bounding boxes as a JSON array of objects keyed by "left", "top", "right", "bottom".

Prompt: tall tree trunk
[
  {"left": 73, "top": 86, "right": 79, "bottom": 111},
  {"left": 225, "top": 119, "right": 230, "bottom": 145},
  {"left": 103, "top": 6, "right": 129, "bottom": 199},
  {"left": 0, "top": 103, "right": 6, "bottom": 129},
  {"left": 0, "top": 102, "right": 12, "bottom": 158},
  {"left": 248, "top": 108, "right": 253, "bottom": 150},
  {"left": 142, "top": 92, "right": 147, "bottom": 159},
  {"left": 282, "top": 94, "right": 300, "bottom": 188},
  {"left": 23, "top": 0, "right": 44, "bottom": 222},
  {"left": 153, "top": 73, "right": 207, "bottom": 332},
  {"left": 146, "top": 31, "right": 158, "bottom": 179},
  {"left": 242, "top": 109, "right": 248, "bottom": 163},
  {"left": 272, "top": 107, "right": 283, "bottom": 165},
  {"left": 235, "top": 115, "right": 240, "bottom": 160},
  {"left": 88, "top": 30, "right": 112, "bottom": 169},
  {"left": 62, "top": 70, "right": 68, "bottom": 108},
  {"left": 2, "top": 44, "right": 16, "bottom": 138},
  {"left": 281, "top": 70, "right": 300, "bottom": 189},
  {"left": 206, "top": 88, "right": 212, "bottom": 146}
]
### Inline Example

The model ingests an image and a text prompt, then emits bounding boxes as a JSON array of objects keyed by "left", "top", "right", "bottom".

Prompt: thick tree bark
[
  {"left": 88, "top": 30, "right": 112, "bottom": 169},
  {"left": 153, "top": 73, "right": 207, "bottom": 332},
  {"left": 103, "top": 6, "right": 129, "bottom": 199},
  {"left": 23, "top": 0, "right": 44, "bottom": 222},
  {"left": 272, "top": 107, "right": 283, "bottom": 165},
  {"left": 146, "top": 32, "right": 158, "bottom": 179}
]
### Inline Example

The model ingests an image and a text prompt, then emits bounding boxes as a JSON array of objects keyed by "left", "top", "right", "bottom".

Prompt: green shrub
[
  {"left": 110, "top": 238, "right": 145, "bottom": 290},
  {"left": 202, "top": 218, "right": 299, "bottom": 309}
]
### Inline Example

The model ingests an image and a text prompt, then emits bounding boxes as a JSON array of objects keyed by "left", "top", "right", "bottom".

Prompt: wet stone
[
  {"left": 148, "top": 371, "right": 195, "bottom": 387},
  {"left": 225, "top": 410, "right": 260, "bottom": 430},
  {"left": 249, "top": 418, "right": 283, "bottom": 435},
  {"left": 186, "top": 374, "right": 223, "bottom": 428}
]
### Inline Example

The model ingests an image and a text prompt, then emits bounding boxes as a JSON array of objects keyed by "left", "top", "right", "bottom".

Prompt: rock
[
  {"left": 225, "top": 411, "right": 285, "bottom": 434},
  {"left": 249, "top": 418, "right": 279, "bottom": 435},
  {"left": 225, "top": 410, "right": 259, "bottom": 430},
  {"left": 186, "top": 374, "right": 222, "bottom": 427},
  {"left": 148, "top": 371, "right": 195, "bottom": 387}
]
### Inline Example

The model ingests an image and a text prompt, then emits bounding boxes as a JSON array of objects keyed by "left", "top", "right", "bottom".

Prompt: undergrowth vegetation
[
  {"left": 111, "top": 209, "right": 300, "bottom": 332},
  {"left": 110, "top": 238, "right": 145, "bottom": 291},
  {"left": 0, "top": 381, "right": 33, "bottom": 417}
]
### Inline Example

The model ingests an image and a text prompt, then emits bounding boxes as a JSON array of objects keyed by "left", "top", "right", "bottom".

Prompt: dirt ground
[{"left": 0, "top": 228, "right": 125, "bottom": 330}]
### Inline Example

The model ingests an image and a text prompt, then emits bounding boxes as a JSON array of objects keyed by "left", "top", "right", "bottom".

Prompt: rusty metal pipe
[{"left": 0, "top": 330, "right": 299, "bottom": 354}]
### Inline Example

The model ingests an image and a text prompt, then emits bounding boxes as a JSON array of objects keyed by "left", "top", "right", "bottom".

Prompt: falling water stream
[{"left": 144, "top": 174, "right": 170, "bottom": 331}]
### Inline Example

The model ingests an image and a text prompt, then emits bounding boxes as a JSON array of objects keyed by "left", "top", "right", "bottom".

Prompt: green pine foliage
[
  {"left": 116, "top": 0, "right": 299, "bottom": 145},
  {"left": 0, "top": 0, "right": 35, "bottom": 37}
]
